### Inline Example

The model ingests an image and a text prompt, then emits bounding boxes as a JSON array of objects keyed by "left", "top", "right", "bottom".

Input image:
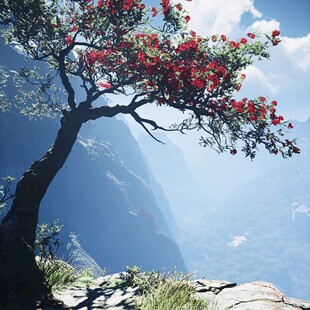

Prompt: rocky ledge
[{"left": 43, "top": 273, "right": 310, "bottom": 310}]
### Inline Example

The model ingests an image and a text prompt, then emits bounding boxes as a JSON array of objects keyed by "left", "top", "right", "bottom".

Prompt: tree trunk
[{"left": 0, "top": 110, "right": 83, "bottom": 308}]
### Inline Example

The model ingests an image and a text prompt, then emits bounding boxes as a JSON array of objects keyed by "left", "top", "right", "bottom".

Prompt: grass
[
  {"left": 37, "top": 258, "right": 99, "bottom": 290},
  {"left": 37, "top": 258, "right": 76, "bottom": 290},
  {"left": 120, "top": 267, "right": 212, "bottom": 310},
  {"left": 135, "top": 274, "right": 211, "bottom": 310},
  {"left": 38, "top": 261, "right": 214, "bottom": 309}
]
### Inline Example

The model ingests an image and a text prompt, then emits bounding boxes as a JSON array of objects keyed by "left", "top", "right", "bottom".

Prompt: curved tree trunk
[{"left": 0, "top": 110, "right": 83, "bottom": 308}]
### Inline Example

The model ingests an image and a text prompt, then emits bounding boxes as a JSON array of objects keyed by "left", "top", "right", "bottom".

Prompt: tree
[{"left": 0, "top": 0, "right": 299, "bottom": 307}]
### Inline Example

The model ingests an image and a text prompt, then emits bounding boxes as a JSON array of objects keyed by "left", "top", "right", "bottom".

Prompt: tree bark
[{"left": 0, "top": 109, "right": 83, "bottom": 308}]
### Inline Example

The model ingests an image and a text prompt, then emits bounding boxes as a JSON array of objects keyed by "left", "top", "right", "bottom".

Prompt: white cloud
[
  {"left": 243, "top": 65, "right": 280, "bottom": 95},
  {"left": 178, "top": 0, "right": 262, "bottom": 36},
  {"left": 246, "top": 19, "right": 280, "bottom": 34},
  {"left": 281, "top": 34, "right": 310, "bottom": 72},
  {"left": 228, "top": 235, "right": 247, "bottom": 247}
]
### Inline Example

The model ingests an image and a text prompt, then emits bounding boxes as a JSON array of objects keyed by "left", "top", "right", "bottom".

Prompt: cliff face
[{"left": 0, "top": 42, "right": 186, "bottom": 273}]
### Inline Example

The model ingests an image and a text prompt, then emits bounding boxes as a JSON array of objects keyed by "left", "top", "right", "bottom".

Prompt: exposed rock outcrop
[
  {"left": 193, "top": 280, "right": 310, "bottom": 309},
  {"left": 42, "top": 274, "right": 310, "bottom": 309}
]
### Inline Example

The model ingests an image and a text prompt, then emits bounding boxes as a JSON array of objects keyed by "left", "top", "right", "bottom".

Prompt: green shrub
[
  {"left": 122, "top": 266, "right": 161, "bottom": 294},
  {"left": 35, "top": 219, "right": 63, "bottom": 261}
]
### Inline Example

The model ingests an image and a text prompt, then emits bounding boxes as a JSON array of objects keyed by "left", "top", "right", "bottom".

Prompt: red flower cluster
[
  {"left": 231, "top": 99, "right": 244, "bottom": 113},
  {"left": 151, "top": 7, "right": 158, "bottom": 16},
  {"left": 161, "top": 0, "right": 170, "bottom": 15},
  {"left": 65, "top": 35, "right": 73, "bottom": 45},
  {"left": 271, "top": 29, "right": 281, "bottom": 46},
  {"left": 247, "top": 32, "right": 256, "bottom": 39},
  {"left": 229, "top": 41, "right": 240, "bottom": 49}
]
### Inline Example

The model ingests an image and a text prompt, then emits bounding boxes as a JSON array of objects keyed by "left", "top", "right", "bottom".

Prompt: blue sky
[{"left": 249, "top": 0, "right": 310, "bottom": 37}]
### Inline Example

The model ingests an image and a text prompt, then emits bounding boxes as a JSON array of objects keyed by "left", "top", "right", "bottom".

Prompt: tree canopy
[{"left": 0, "top": 0, "right": 299, "bottom": 158}]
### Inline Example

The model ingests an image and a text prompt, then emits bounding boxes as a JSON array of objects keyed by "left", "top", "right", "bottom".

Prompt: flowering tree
[{"left": 0, "top": 0, "right": 299, "bottom": 307}]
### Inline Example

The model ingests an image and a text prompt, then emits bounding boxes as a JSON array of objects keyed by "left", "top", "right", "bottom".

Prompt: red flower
[
  {"left": 185, "top": 15, "right": 190, "bottom": 23},
  {"left": 230, "top": 149, "right": 237, "bottom": 155},
  {"left": 271, "top": 115, "right": 284, "bottom": 125},
  {"left": 176, "top": 3, "right": 183, "bottom": 11},
  {"left": 151, "top": 7, "right": 158, "bottom": 17},
  {"left": 272, "top": 38, "right": 280, "bottom": 46},
  {"left": 229, "top": 41, "right": 239, "bottom": 49},
  {"left": 247, "top": 32, "right": 255, "bottom": 39},
  {"left": 240, "top": 38, "right": 247, "bottom": 44},
  {"left": 99, "top": 81, "right": 111, "bottom": 89},
  {"left": 65, "top": 35, "right": 73, "bottom": 45},
  {"left": 247, "top": 101, "right": 256, "bottom": 114},
  {"left": 272, "top": 29, "right": 280, "bottom": 37},
  {"left": 70, "top": 25, "right": 77, "bottom": 32},
  {"left": 293, "top": 146, "right": 301, "bottom": 154},
  {"left": 220, "top": 34, "right": 227, "bottom": 41},
  {"left": 288, "top": 123, "right": 294, "bottom": 129},
  {"left": 235, "top": 84, "right": 242, "bottom": 91}
]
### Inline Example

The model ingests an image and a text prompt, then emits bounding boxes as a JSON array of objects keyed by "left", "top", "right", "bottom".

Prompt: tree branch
[{"left": 58, "top": 52, "right": 76, "bottom": 110}]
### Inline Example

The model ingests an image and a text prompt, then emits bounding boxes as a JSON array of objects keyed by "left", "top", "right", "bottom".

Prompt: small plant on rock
[
  {"left": 35, "top": 220, "right": 76, "bottom": 290},
  {"left": 122, "top": 266, "right": 161, "bottom": 294}
]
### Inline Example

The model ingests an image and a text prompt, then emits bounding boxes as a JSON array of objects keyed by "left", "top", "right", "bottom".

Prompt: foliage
[
  {"left": 36, "top": 258, "right": 77, "bottom": 290},
  {"left": 0, "top": 65, "right": 10, "bottom": 111},
  {"left": 35, "top": 220, "right": 99, "bottom": 290},
  {"left": 122, "top": 266, "right": 161, "bottom": 294},
  {"left": 0, "top": 0, "right": 299, "bottom": 158},
  {"left": 0, "top": 176, "right": 15, "bottom": 214},
  {"left": 35, "top": 219, "right": 63, "bottom": 261},
  {"left": 34, "top": 219, "right": 76, "bottom": 289}
]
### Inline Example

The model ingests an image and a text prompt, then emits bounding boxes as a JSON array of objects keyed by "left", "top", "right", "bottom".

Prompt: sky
[
  {"left": 121, "top": 0, "right": 310, "bottom": 198},
  {"left": 180, "top": 0, "right": 310, "bottom": 121}
]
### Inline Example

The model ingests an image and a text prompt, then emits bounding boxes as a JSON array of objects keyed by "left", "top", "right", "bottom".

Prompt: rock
[
  {"left": 46, "top": 275, "right": 310, "bottom": 310},
  {"left": 52, "top": 273, "right": 139, "bottom": 310},
  {"left": 194, "top": 280, "right": 310, "bottom": 310}
]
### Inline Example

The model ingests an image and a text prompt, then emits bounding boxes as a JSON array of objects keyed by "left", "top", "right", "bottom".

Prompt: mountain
[
  {"left": 189, "top": 119, "right": 310, "bottom": 300},
  {"left": 0, "top": 41, "right": 187, "bottom": 274},
  {"left": 138, "top": 119, "right": 310, "bottom": 300}
]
